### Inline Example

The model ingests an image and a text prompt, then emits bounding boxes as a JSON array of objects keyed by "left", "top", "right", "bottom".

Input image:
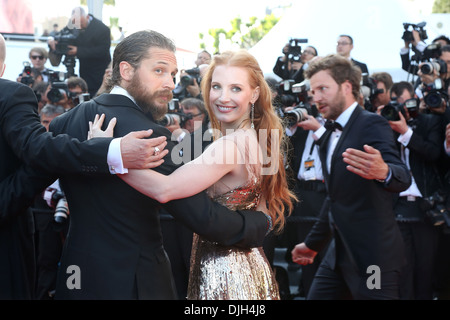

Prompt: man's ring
[{"left": 154, "top": 146, "right": 160, "bottom": 156}]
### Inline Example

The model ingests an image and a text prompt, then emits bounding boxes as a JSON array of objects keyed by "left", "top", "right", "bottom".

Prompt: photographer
[
  {"left": 173, "top": 64, "right": 208, "bottom": 101},
  {"left": 47, "top": 7, "right": 111, "bottom": 97},
  {"left": 371, "top": 72, "right": 393, "bottom": 109},
  {"left": 415, "top": 45, "right": 450, "bottom": 115},
  {"left": 66, "top": 76, "right": 89, "bottom": 109},
  {"left": 400, "top": 21, "right": 450, "bottom": 76},
  {"left": 274, "top": 80, "right": 328, "bottom": 297},
  {"left": 17, "top": 47, "right": 52, "bottom": 87},
  {"left": 378, "top": 81, "right": 444, "bottom": 299},
  {"left": 273, "top": 39, "right": 316, "bottom": 83}
]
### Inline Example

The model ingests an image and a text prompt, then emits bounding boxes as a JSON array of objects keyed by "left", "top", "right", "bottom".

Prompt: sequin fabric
[{"left": 187, "top": 179, "right": 280, "bottom": 300}]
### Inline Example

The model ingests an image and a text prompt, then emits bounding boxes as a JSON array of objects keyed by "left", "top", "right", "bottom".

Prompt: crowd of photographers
[{"left": 13, "top": 10, "right": 450, "bottom": 300}]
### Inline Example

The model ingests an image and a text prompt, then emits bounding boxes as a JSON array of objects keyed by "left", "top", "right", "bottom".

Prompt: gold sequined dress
[{"left": 187, "top": 130, "right": 280, "bottom": 300}]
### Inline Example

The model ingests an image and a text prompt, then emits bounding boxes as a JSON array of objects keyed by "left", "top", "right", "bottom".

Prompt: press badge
[{"left": 303, "top": 157, "right": 316, "bottom": 181}]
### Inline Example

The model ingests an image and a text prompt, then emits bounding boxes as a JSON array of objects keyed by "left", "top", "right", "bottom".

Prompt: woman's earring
[{"left": 251, "top": 103, "right": 255, "bottom": 129}]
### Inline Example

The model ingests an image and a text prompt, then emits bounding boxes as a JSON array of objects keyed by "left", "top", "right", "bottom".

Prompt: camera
[
  {"left": 282, "top": 107, "right": 310, "bottom": 127},
  {"left": 360, "top": 74, "right": 386, "bottom": 112},
  {"left": 52, "top": 26, "right": 79, "bottom": 77},
  {"left": 380, "top": 99, "right": 405, "bottom": 121},
  {"left": 420, "top": 190, "right": 450, "bottom": 227},
  {"left": 159, "top": 98, "right": 192, "bottom": 127},
  {"left": 420, "top": 58, "right": 447, "bottom": 75},
  {"left": 46, "top": 70, "right": 67, "bottom": 83},
  {"left": 380, "top": 97, "right": 419, "bottom": 121},
  {"left": 276, "top": 79, "right": 310, "bottom": 107},
  {"left": 69, "top": 92, "right": 90, "bottom": 106},
  {"left": 53, "top": 27, "right": 79, "bottom": 56},
  {"left": 20, "top": 61, "right": 34, "bottom": 86},
  {"left": 173, "top": 68, "right": 201, "bottom": 100},
  {"left": 402, "top": 22, "right": 428, "bottom": 43},
  {"left": 180, "top": 68, "right": 201, "bottom": 87},
  {"left": 285, "top": 38, "right": 307, "bottom": 62},
  {"left": 51, "top": 191, "right": 69, "bottom": 224},
  {"left": 421, "top": 81, "right": 448, "bottom": 109},
  {"left": 419, "top": 43, "right": 442, "bottom": 62},
  {"left": 47, "top": 82, "right": 69, "bottom": 104}
]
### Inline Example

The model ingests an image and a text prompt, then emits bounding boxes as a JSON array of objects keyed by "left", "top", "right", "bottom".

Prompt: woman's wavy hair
[{"left": 201, "top": 50, "right": 297, "bottom": 233}]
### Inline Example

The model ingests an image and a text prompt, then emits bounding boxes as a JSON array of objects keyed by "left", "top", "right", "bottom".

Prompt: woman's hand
[{"left": 88, "top": 114, "right": 116, "bottom": 140}]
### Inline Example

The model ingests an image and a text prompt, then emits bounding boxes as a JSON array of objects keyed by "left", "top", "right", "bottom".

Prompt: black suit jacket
[
  {"left": 75, "top": 16, "right": 111, "bottom": 96},
  {"left": 49, "top": 93, "right": 268, "bottom": 299},
  {"left": 393, "top": 113, "right": 445, "bottom": 220},
  {"left": 305, "top": 105, "right": 411, "bottom": 273},
  {"left": 0, "top": 79, "right": 112, "bottom": 299},
  {"left": 351, "top": 58, "right": 369, "bottom": 75}
]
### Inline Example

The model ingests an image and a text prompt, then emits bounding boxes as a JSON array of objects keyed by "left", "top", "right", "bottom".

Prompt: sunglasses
[{"left": 31, "top": 55, "right": 45, "bottom": 60}]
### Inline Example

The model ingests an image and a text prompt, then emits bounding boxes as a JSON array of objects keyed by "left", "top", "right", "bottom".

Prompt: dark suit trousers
[
  {"left": 307, "top": 236, "right": 401, "bottom": 300},
  {"left": 396, "top": 198, "right": 439, "bottom": 300}
]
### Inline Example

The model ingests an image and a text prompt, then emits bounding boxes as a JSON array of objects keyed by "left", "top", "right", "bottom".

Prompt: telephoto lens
[{"left": 54, "top": 198, "right": 69, "bottom": 224}]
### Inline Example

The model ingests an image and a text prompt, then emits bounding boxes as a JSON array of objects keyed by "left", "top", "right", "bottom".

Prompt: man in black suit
[
  {"left": 49, "top": 30, "right": 270, "bottom": 300},
  {"left": 381, "top": 81, "right": 443, "bottom": 299},
  {"left": 0, "top": 33, "right": 169, "bottom": 299},
  {"left": 291, "top": 54, "right": 411, "bottom": 299},
  {"left": 336, "top": 35, "right": 369, "bottom": 75},
  {"left": 48, "top": 7, "right": 111, "bottom": 97}
]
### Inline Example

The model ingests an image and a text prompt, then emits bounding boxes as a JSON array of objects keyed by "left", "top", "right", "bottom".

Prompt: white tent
[{"left": 249, "top": 0, "right": 450, "bottom": 82}]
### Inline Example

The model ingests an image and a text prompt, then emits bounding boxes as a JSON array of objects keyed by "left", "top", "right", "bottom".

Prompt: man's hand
[
  {"left": 388, "top": 111, "right": 408, "bottom": 135},
  {"left": 121, "top": 130, "right": 169, "bottom": 169},
  {"left": 297, "top": 114, "right": 322, "bottom": 131},
  {"left": 291, "top": 242, "right": 317, "bottom": 265},
  {"left": 342, "top": 144, "right": 389, "bottom": 180},
  {"left": 47, "top": 37, "right": 56, "bottom": 51}
]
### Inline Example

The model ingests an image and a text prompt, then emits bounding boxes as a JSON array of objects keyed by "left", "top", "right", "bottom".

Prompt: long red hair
[{"left": 201, "top": 50, "right": 297, "bottom": 232}]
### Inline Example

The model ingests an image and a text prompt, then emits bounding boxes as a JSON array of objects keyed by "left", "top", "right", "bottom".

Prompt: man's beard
[
  {"left": 327, "top": 85, "right": 346, "bottom": 120},
  {"left": 127, "top": 74, "right": 172, "bottom": 121}
]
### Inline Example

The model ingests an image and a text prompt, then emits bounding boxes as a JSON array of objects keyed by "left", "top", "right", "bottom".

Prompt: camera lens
[
  {"left": 420, "top": 62, "right": 433, "bottom": 75},
  {"left": 424, "top": 91, "right": 443, "bottom": 108},
  {"left": 47, "top": 88, "right": 63, "bottom": 103},
  {"left": 284, "top": 108, "right": 307, "bottom": 127},
  {"left": 54, "top": 198, "right": 69, "bottom": 224},
  {"left": 181, "top": 75, "right": 194, "bottom": 87},
  {"left": 380, "top": 104, "right": 400, "bottom": 121}
]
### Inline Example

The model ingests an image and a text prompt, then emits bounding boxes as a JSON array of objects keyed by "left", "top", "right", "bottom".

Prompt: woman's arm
[{"left": 119, "top": 137, "right": 240, "bottom": 203}]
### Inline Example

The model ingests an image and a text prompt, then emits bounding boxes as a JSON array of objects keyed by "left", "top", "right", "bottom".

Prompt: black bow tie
[{"left": 324, "top": 120, "right": 343, "bottom": 132}]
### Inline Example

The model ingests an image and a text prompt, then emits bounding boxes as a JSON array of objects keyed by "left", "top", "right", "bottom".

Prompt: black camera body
[
  {"left": 421, "top": 81, "right": 449, "bottom": 109},
  {"left": 173, "top": 68, "right": 201, "bottom": 100},
  {"left": 420, "top": 190, "right": 450, "bottom": 227},
  {"left": 181, "top": 68, "right": 201, "bottom": 87},
  {"left": 285, "top": 38, "right": 308, "bottom": 63},
  {"left": 380, "top": 99, "right": 405, "bottom": 122},
  {"left": 380, "top": 98, "right": 419, "bottom": 121},
  {"left": 53, "top": 27, "right": 79, "bottom": 56},
  {"left": 50, "top": 190, "right": 69, "bottom": 224},
  {"left": 20, "top": 61, "right": 34, "bottom": 86},
  {"left": 276, "top": 79, "right": 311, "bottom": 108},
  {"left": 47, "top": 82, "right": 69, "bottom": 104},
  {"left": 158, "top": 98, "right": 192, "bottom": 127},
  {"left": 402, "top": 22, "right": 428, "bottom": 43}
]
